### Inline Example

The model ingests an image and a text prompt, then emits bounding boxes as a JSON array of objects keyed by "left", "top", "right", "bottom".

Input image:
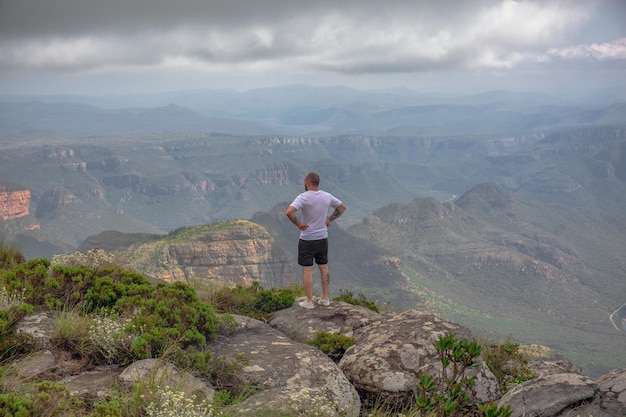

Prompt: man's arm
[
  {"left": 286, "top": 205, "right": 308, "bottom": 230},
  {"left": 326, "top": 203, "right": 346, "bottom": 226}
]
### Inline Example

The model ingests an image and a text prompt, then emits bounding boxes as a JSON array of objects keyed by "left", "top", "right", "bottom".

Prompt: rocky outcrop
[
  {"left": 339, "top": 309, "right": 499, "bottom": 405},
  {"left": 496, "top": 371, "right": 626, "bottom": 417},
  {"left": 0, "top": 185, "right": 31, "bottom": 221},
  {"left": 13, "top": 302, "right": 626, "bottom": 417},
  {"left": 35, "top": 187, "right": 82, "bottom": 218},
  {"left": 211, "top": 313, "right": 361, "bottom": 416},
  {"left": 119, "top": 221, "right": 294, "bottom": 288}
]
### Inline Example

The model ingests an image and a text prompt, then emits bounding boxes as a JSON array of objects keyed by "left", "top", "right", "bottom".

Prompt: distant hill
[
  {"left": 2, "top": 85, "right": 625, "bottom": 137},
  {"left": 0, "top": 102, "right": 280, "bottom": 136},
  {"left": 1, "top": 125, "right": 626, "bottom": 259},
  {"left": 348, "top": 183, "right": 626, "bottom": 377}
]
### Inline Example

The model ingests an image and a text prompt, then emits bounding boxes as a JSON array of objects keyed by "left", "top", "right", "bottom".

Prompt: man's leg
[
  {"left": 302, "top": 265, "right": 314, "bottom": 303},
  {"left": 318, "top": 263, "right": 329, "bottom": 300}
]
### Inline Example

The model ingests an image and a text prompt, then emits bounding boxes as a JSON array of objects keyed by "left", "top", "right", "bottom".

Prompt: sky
[{"left": 0, "top": 0, "right": 625, "bottom": 97}]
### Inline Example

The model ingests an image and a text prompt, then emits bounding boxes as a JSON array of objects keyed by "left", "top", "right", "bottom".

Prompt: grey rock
[
  {"left": 339, "top": 309, "right": 501, "bottom": 406},
  {"left": 210, "top": 313, "right": 361, "bottom": 417},
  {"left": 527, "top": 358, "right": 582, "bottom": 377},
  {"left": 498, "top": 373, "right": 596, "bottom": 417},
  {"left": 15, "top": 311, "right": 56, "bottom": 347},
  {"left": 63, "top": 366, "right": 124, "bottom": 400},
  {"left": 269, "top": 298, "right": 384, "bottom": 342},
  {"left": 13, "top": 350, "right": 56, "bottom": 377}
]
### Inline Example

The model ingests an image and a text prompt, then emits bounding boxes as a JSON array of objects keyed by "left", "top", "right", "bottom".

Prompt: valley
[{"left": 1, "top": 85, "right": 625, "bottom": 378}]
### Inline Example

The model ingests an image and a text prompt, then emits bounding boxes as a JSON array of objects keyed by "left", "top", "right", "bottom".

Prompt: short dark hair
[{"left": 305, "top": 172, "right": 320, "bottom": 186}]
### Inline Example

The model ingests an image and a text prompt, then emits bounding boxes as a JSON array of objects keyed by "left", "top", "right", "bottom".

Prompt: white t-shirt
[{"left": 289, "top": 190, "right": 342, "bottom": 240}]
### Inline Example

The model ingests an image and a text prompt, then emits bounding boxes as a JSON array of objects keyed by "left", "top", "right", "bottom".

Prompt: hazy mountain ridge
[
  {"left": 2, "top": 85, "right": 625, "bottom": 137},
  {"left": 2, "top": 124, "right": 626, "bottom": 259}
]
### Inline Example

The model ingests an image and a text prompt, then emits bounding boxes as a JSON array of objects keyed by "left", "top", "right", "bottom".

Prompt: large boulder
[
  {"left": 209, "top": 313, "right": 361, "bottom": 417},
  {"left": 269, "top": 298, "right": 384, "bottom": 341},
  {"left": 497, "top": 373, "right": 596, "bottom": 417},
  {"left": 338, "top": 309, "right": 501, "bottom": 407}
]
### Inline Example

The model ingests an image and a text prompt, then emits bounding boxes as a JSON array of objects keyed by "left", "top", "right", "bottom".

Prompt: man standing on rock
[{"left": 286, "top": 172, "right": 346, "bottom": 309}]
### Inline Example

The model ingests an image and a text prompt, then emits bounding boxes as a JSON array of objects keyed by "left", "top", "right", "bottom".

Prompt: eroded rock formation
[{"left": 0, "top": 185, "right": 31, "bottom": 221}]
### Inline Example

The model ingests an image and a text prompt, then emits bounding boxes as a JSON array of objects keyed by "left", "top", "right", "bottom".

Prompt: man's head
[{"left": 304, "top": 172, "right": 320, "bottom": 191}]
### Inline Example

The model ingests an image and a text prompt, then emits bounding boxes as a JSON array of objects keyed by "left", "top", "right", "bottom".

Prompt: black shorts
[{"left": 298, "top": 238, "right": 328, "bottom": 266}]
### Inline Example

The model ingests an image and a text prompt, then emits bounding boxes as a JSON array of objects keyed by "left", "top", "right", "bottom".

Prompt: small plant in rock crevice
[
  {"left": 481, "top": 340, "right": 536, "bottom": 393},
  {"left": 415, "top": 333, "right": 511, "bottom": 417},
  {"left": 306, "top": 331, "right": 355, "bottom": 363}
]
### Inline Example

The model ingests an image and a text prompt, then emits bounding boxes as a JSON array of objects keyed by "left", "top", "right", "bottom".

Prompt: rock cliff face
[
  {"left": 0, "top": 185, "right": 31, "bottom": 221},
  {"left": 119, "top": 220, "right": 294, "bottom": 288}
]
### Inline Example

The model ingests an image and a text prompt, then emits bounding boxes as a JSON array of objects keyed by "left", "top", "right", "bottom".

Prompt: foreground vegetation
[{"left": 0, "top": 244, "right": 526, "bottom": 416}]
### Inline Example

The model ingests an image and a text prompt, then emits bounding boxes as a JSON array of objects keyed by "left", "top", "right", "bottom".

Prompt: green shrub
[
  {"left": 123, "top": 282, "right": 219, "bottom": 359},
  {"left": 0, "top": 259, "right": 50, "bottom": 307},
  {"left": 415, "top": 333, "right": 511, "bottom": 417},
  {"left": 307, "top": 332, "right": 355, "bottom": 362},
  {"left": 208, "top": 281, "right": 298, "bottom": 321},
  {"left": 332, "top": 290, "right": 379, "bottom": 313},
  {"left": 0, "top": 392, "right": 35, "bottom": 416},
  {"left": 84, "top": 268, "right": 153, "bottom": 313},
  {"left": 45, "top": 265, "right": 95, "bottom": 309},
  {"left": 482, "top": 340, "right": 536, "bottom": 392}
]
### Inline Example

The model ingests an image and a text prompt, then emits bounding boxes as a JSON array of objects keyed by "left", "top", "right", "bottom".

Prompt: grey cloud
[{"left": 0, "top": 0, "right": 624, "bottom": 94}]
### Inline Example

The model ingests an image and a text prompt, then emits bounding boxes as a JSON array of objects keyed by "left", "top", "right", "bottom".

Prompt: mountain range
[{"left": 1, "top": 84, "right": 625, "bottom": 377}]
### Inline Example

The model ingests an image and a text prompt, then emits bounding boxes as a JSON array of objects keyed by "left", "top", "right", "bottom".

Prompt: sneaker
[
  {"left": 299, "top": 300, "right": 315, "bottom": 309},
  {"left": 317, "top": 298, "right": 330, "bottom": 306}
]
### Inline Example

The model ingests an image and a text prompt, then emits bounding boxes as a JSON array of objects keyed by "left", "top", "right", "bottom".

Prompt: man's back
[{"left": 290, "top": 190, "right": 341, "bottom": 240}]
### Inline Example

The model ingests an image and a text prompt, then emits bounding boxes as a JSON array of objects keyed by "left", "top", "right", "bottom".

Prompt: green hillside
[{"left": 347, "top": 183, "right": 626, "bottom": 376}]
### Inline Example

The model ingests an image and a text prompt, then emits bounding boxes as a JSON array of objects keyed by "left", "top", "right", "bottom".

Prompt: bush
[
  {"left": 0, "top": 259, "right": 50, "bottom": 306},
  {"left": 307, "top": 332, "right": 355, "bottom": 362},
  {"left": 145, "top": 385, "right": 220, "bottom": 417},
  {"left": 0, "top": 286, "right": 32, "bottom": 336},
  {"left": 88, "top": 311, "right": 138, "bottom": 365},
  {"left": 84, "top": 268, "right": 153, "bottom": 313},
  {"left": 0, "top": 392, "right": 35, "bottom": 416},
  {"left": 482, "top": 340, "right": 536, "bottom": 393},
  {"left": 123, "top": 282, "right": 220, "bottom": 359},
  {"left": 414, "top": 333, "right": 512, "bottom": 417},
  {"left": 332, "top": 290, "right": 379, "bottom": 313},
  {"left": 207, "top": 281, "right": 298, "bottom": 321}
]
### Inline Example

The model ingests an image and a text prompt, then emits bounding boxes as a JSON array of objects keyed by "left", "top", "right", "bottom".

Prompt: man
[{"left": 286, "top": 172, "right": 346, "bottom": 309}]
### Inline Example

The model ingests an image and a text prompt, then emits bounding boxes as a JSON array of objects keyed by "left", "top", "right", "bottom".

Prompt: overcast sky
[{"left": 0, "top": 0, "right": 625, "bottom": 96}]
